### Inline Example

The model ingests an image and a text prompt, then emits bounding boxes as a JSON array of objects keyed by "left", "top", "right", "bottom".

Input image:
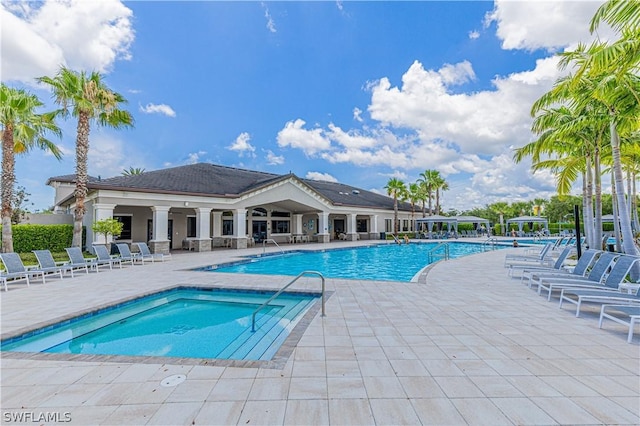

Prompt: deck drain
[{"left": 160, "top": 374, "right": 186, "bottom": 387}]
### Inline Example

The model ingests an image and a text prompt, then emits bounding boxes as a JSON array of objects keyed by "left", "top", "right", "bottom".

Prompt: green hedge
[{"left": 1, "top": 224, "right": 76, "bottom": 253}]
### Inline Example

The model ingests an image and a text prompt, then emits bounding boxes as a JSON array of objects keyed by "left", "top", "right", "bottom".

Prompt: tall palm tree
[
  {"left": 417, "top": 169, "right": 439, "bottom": 216},
  {"left": 433, "top": 176, "right": 449, "bottom": 216},
  {"left": 0, "top": 84, "right": 62, "bottom": 253},
  {"left": 385, "top": 178, "right": 406, "bottom": 236},
  {"left": 38, "top": 67, "right": 134, "bottom": 248},
  {"left": 406, "top": 183, "right": 421, "bottom": 235}
]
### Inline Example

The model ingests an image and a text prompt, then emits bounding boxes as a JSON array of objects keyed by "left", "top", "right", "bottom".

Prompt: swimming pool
[
  {"left": 201, "top": 242, "right": 505, "bottom": 282},
  {"left": 1, "top": 287, "right": 319, "bottom": 361}
]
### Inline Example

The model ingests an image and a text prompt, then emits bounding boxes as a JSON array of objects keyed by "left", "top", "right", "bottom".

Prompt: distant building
[{"left": 47, "top": 163, "right": 413, "bottom": 253}]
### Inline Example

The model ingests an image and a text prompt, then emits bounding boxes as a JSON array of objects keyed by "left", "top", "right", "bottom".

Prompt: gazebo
[
  {"left": 455, "top": 215, "right": 491, "bottom": 234},
  {"left": 505, "top": 215, "right": 549, "bottom": 236},
  {"left": 415, "top": 215, "right": 458, "bottom": 237}
]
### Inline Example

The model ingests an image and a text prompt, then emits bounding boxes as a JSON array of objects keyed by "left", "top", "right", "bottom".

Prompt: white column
[
  {"left": 293, "top": 214, "right": 303, "bottom": 235},
  {"left": 316, "top": 211, "right": 330, "bottom": 243},
  {"left": 212, "top": 211, "right": 222, "bottom": 237},
  {"left": 233, "top": 209, "right": 247, "bottom": 237},
  {"left": 370, "top": 215, "right": 378, "bottom": 233},
  {"left": 196, "top": 207, "right": 212, "bottom": 239},
  {"left": 346, "top": 214, "right": 356, "bottom": 233},
  {"left": 150, "top": 206, "right": 170, "bottom": 242},
  {"left": 92, "top": 203, "right": 116, "bottom": 245}
]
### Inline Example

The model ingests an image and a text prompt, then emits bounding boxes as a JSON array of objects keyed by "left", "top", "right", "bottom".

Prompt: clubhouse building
[{"left": 47, "top": 163, "right": 413, "bottom": 253}]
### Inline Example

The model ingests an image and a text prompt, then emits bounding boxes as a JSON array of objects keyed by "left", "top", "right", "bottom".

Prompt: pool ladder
[
  {"left": 482, "top": 237, "right": 499, "bottom": 250},
  {"left": 262, "top": 238, "right": 285, "bottom": 255},
  {"left": 251, "top": 271, "right": 326, "bottom": 332},
  {"left": 427, "top": 242, "right": 450, "bottom": 264}
]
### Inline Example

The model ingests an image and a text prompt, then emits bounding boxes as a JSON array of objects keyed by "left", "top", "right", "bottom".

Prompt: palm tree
[
  {"left": 406, "top": 183, "right": 421, "bottom": 235},
  {"left": 417, "top": 169, "right": 439, "bottom": 216},
  {"left": 433, "top": 176, "right": 449, "bottom": 216},
  {"left": 38, "top": 67, "right": 134, "bottom": 248},
  {"left": 0, "top": 84, "right": 62, "bottom": 253},
  {"left": 385, "top": 178, "right": 406, "bottom": 236},
  {"left": 122, "top": 166, "right": 145, "bottom": 176}
]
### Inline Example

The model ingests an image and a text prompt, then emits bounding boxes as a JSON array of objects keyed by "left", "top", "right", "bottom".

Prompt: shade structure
[
  {"left": 454, "top": 215, "right": 491, "bottom": 232},
  {"left": 415, "top": 215, "right": 458, "bottom": 235},
  {"left": 505, "top": 215, "right": 548, "bottom": 235}
]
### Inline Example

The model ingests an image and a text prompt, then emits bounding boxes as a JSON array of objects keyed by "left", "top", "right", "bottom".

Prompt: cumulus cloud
[
  {"left": 227, "top": 132, "right": 256, "bottom": 158},
  {"left": 185, "top": 151, "right": 207, "bottom": 164},
  {"left": 265, "top": 150, "right": 285, "bottom": 165},
  {"left": 305, "top": 172, "right": 338, "bottom": 183},
  {"left": 353, "top": 107, "right": 363, "bottom": 122},
  {"left": 277, "top": 119, "right": 332, "bottom": 155},
  {"left": 485, "top": 0, "right": 613, "bottom": 51},
  {"left": 468, "top": 30, "right": 480, "bottom": 40},
  {"left": 2, "top": 0, "right": 134, "bottom": 84},
  {"left": 139, "top": 103, "right": 176, "bottom": 117}
]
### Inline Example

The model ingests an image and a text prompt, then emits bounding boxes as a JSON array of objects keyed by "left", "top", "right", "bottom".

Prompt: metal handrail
[
  {"left": 427, "top": 242, "right": 450, "bottom": 264},
  {"left": 251, "top": 271, "right": 326, "bottom": 332},
  {"left": 482, "top": 237, "right": 498, "bottom": 250},
  {"left": 262, "top": 238, "right": 284, "bottom": 254}
]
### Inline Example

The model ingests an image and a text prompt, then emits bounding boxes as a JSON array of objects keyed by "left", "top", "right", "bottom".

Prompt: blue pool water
[
  {"left": 1, "top": 288, "right": 318, "bottom": 361},
  {"left": 203, "top": 242, "right": 505, "bottom": 282}
]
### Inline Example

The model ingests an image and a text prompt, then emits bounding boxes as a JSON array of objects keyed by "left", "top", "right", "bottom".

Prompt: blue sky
[{"left": 2, "top": 0, "right": 613, "bottom": 212}]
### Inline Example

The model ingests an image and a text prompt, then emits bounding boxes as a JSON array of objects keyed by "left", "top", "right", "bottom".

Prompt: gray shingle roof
[{"left": 48, "top": 163, "right": 412, "bottom": 211}]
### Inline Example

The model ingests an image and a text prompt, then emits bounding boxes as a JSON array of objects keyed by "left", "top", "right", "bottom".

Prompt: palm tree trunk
[
  {"left": 1, "top": 125, "right": 15, "bottom": 253},
  {"left": 393, "top": 197, "right": 398, "bottom": 236},
  {"left": 72, "top": 112, "right": 90, "bottom": 248},
  {"left": 610, "top": 122, "right": 639, "bottom": 279},
  {"left": 612, "top": 171, "right": 623, "bottom": 252},
  {"left": 593, "top": 147, "right": 603, "bottom": 249},
  {"left": 582, "top": 161, "right": 595, "bottom": 249}
]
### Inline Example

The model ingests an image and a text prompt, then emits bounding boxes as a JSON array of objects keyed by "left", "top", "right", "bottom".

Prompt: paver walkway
[{"left": 1, "top": 242, "right": 638, "bottom": 425}]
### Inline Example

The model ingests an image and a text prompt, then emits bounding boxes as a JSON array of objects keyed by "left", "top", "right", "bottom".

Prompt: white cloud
[
  {"left": 277, "top": 119, "right": 332, "bottom": 155},
  {"left": 2, "top": 0, "right": 134, "bottom": 84},
  {"left": 186, "top": 151, "right": 207, "bottom": 164},
  {"left": 227, "top": 132, "right": 256, "bottom": 158},
  {"left": 265, "top": 150, "right": 284, "bottom": 165},
  {"left": 305, "top": 172, "right": 338, "bottom": 183},
  {"left": 139, "top": 103, "right": 176, "bottom": 117},
  {"left": 468, "top": 30, "right": 480, "bottom": 40},
  {"left": 261, "top": 2, "right": 276, "bottom": 33},
  {"left": 353, "top": 107, "right": 363, "bottom": 122},
  {"left": 485, "top": 0, "right": 613, "bottom": 51}
]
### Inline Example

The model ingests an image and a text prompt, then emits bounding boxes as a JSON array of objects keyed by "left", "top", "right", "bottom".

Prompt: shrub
[{"left": 0, "top": 224, "right": 78, "bottom": 253}]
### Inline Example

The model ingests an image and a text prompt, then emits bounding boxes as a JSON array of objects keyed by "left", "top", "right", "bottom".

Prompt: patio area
[{"left": 1, "top": 241, "right": 638, "bottom": 425}]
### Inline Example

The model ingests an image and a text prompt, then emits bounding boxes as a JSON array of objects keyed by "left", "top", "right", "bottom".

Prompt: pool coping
[{"left": 1, "top": 284, "right": 334, "bottom": 370}]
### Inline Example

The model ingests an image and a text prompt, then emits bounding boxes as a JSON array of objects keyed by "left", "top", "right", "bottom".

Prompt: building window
[
  {"left": 385, "top": 219, "right": 392, "bottom": 233},
  {"left": 223, "top": 220, "right": 233, "bottom": 236},
  {"left": 187, "top": 216, "right": 196, "bottom": 238},
  {"left": 402, "top": 219, "right": 409, "bottom": 232},
  {"left": 271, "top": 220, "right": 290, "bottom": 234},
  {"left": 356, "top": 219, "right": 368, "bottom": 233},
  {"left": 252, "top": 208, "right": 267, "bottom": 217},
  {"left": 113, "top": 215, "right": 132, "bottom": 240},
  {"left": 271, "top": 210, "right": 290, "bottom": 218}
]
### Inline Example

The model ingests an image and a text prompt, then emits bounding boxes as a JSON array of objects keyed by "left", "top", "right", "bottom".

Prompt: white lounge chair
[
  {"left": 526, "top": 249, "right": 600, "bottom": 289},
  {"left": 599, "top": 304, "right": 640, "bottom": 343},
  {"left": 64, "top": 247, "right": 94, "bottom": 274},
  {"left": 0, "top": 253, "right": 42, "bottom": 291},
  {"left": 115, "top": 243, "right": 142, "bottom": 265},
  {"left": 33, "top": 249, "right": 75, "bottom": 281},
  {"left": 508, "top": 245, "right": 574, "bottom": 279},
  {"left": 536, "top": 252, "right": 620, "bottom": 301},
  {"left": 92, "top": 245, "right": 123, "bottom": 270},
  {"left": 134, "top": 242, "right": 169, "bottom": 263},
  {"left": 504, "top": 242, "right": 554, "bottom": 267}
]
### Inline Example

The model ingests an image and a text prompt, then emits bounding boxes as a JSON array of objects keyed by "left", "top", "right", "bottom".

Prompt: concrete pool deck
[{"left": 1, "top": 241, "right": 639, "bottom": 425}]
